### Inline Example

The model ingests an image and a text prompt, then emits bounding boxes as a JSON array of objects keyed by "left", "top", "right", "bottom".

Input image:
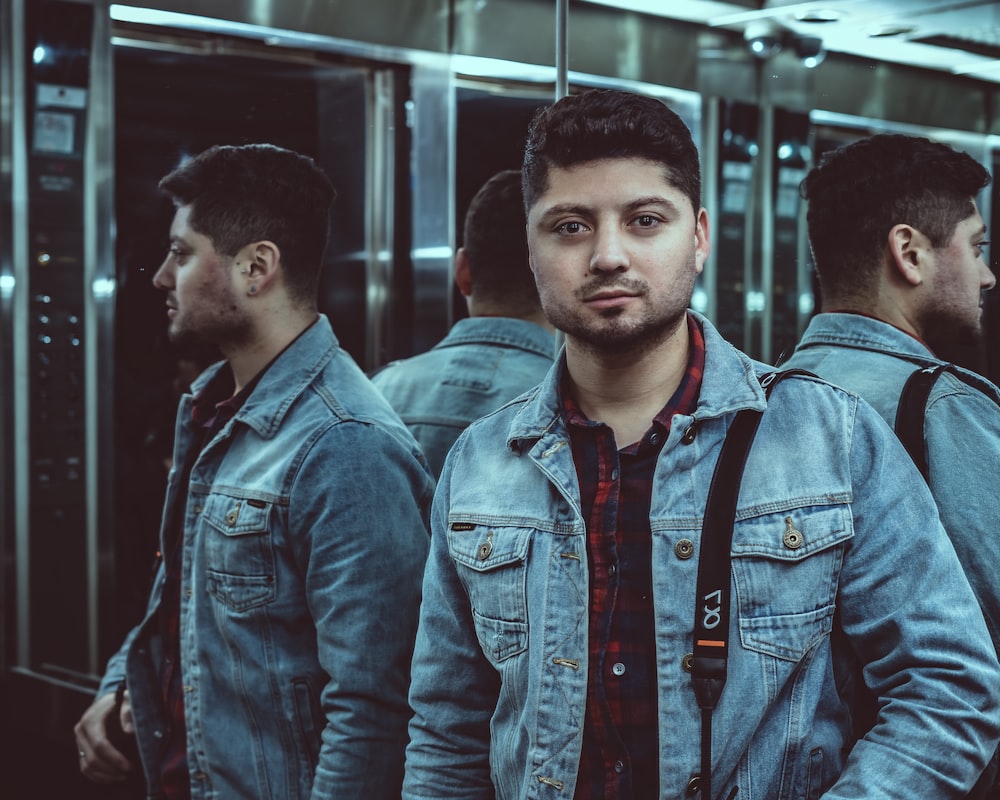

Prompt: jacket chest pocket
[
  {"left": 448, "top": 523, "right": 531, "bottom": 664},
  {"left": 731, "top": 504, "right": 851, "bottom": 661},
  {"left": 201, "top": 492, "right": 277, "bottom": 611}
]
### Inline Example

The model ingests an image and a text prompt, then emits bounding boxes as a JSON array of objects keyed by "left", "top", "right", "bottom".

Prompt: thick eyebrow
[{"left": 536, "top": 195, "right": 681, "bottom": 225}]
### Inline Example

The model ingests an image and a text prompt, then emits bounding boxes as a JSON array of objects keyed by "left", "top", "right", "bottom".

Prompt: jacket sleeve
[
  {"left": 824, "top": 397, "right": 1000, "bottom": 798},
  {"left": 923, "top": 378, "right": 1000, "bottom": 650},
  {"left": 290, "top": 420, "right": 433, "bottom": 800},
  {"left": 403, "top": 442, "right": 501, "bottom": 800}
]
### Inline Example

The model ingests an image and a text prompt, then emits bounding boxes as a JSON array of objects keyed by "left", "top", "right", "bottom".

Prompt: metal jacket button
[
  {"left": 477, "top": 531, "right": 494, "bottom": 560},
  {"left": 675, "top": 539, "right": 694, "bottom": 559},
  {"left": 783, "top": 516, "right": 803, "bottom": 549}
]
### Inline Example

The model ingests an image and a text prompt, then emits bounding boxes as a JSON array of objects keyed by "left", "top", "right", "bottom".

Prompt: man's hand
[{"left": 73, "top": 690, "right": 135, "bottom": 783}]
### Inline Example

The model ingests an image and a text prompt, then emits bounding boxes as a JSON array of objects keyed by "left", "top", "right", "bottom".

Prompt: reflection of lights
[
  {"left": 799, "top": 292, "right": 815, "bottom": 316},
  {"left": 33, "top": 45, "right": 47, "bottom": 64},
  {"left": 92, "top": 277, "right": 117, "bottom": 299},
  {"left": 746, "top": 291, "right": 766, "bottom": 313},
  {"left": 690, "top": 287, "right": 709, "bottom": 314},
  {"left": 793, "top": 35, "right": 826, "bottom": 69},
  {"left": 36, "top": 251, "right": 51, "bottom": 266},
  {"left": 0, "top": 275, "right": 14, "bottom": 297},
  {"left": 777, "top": 142, "right": 796, "bottom": 161}
]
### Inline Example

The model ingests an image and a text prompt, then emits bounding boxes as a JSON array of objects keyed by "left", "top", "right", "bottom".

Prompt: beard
[{"left": 539, "top": 265, "right": 696, "bottom": 358}]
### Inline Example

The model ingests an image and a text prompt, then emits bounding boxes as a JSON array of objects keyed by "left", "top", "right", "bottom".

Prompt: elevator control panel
[{"left": 26, "top": 0, "right": 93, "bottom": 669}]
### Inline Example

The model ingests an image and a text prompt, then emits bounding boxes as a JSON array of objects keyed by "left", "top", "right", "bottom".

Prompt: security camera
[
  {"left": 744, "top": 21, "right": 783, "bottom": 59},
  {"left": 792, "top": 35, "right": 826, "bottom": 68}
]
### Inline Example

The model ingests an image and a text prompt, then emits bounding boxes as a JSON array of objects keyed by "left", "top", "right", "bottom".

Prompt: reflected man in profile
[{"left": 74, "top": 143, "right": 432, "bottom": 799}]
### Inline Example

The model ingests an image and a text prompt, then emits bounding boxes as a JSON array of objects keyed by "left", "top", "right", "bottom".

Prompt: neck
[
  {"left": 222, "top": 310, "right": 317, "bottom": 392},
  {"left": 564, "top": 320, "right": 690, "bottom": 447},
  {"left": 823, "top": 288, "right": 921, "bottom": 340}
]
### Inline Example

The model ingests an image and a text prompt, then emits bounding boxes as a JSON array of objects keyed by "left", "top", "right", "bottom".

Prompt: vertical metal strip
[
  {"left": 365, "top": 70, "right": 395, "bottom": 371},
  {"left": 700, "top": 98, "right": 720, "bottom": 323},
  {"left": 555, "top": 0, "right": 568, "bottom": 101},
  {"left": 9, "top": 0, "right": 30, "bottom": 669},
  {"left": 86, "top": 0, "right": 115, "bottom": 676},
  {"left": 759, "top": 103, "right": 775, "bottom": 363}
]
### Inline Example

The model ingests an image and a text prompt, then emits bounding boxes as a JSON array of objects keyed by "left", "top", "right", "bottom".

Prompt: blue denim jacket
[
  {"left": 98, "top": 316, "right": 434, "bottom": 799},
  {"left": 783, "top": 312, "right": 1000, "bottom": 651},
  {"left": 371, "top": 317, "right": 555, "bottom": 477},
  {"left": 403, "top": 313, "right": 1000, "bottom": 800}
]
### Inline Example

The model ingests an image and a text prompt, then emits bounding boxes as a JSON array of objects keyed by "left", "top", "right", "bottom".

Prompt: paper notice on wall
[{"left": 34, "top": 110, "right": 75, "bottom": 155}]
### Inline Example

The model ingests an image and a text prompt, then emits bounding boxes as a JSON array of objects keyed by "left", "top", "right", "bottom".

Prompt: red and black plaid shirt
[
  {"left": 158, "top": 367, "right": 254, "bottom": 799},
  {"left": 564, "top": 315, "right": 705, "bottom": 800}
]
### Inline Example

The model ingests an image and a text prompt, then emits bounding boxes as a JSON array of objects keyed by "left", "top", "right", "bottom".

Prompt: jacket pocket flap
[
  {"left": 202, "top": 493, "right": 271, "bottom": 536},
  {"left": 449, "top": 523, "right": 531, "bottom": 572},
  {"left": 732, "top": 504, "right": 852, "bottom": 561}
]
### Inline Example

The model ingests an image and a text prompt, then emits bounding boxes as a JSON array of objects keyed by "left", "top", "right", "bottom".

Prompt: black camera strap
[{"left": 690, "top": 369, "right": 809, "bottom": 800}]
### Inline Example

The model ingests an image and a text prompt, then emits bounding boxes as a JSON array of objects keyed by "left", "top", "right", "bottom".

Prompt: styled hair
[
  {"left": 522, "top": 89, "right": 702, "bottom": 215},
  {"left": 462, "top": 169, "right": 538, "bottom": 312},
  {"left": 802, "top": 134, "right": 990, "bottom": 298},
  {"left": 158, "top": 143, "right": 336, "bottom": 304}
]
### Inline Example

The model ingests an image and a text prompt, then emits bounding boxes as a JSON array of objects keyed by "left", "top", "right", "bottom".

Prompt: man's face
[
  {"left": 526, "top": 157, "right": 709, "bottom": 357},
  {"left": 152, "top": 203, "right": 251, "bottom": 350},
  {"left": 921, "top": 204, "right": 995, "bottom": 351}
]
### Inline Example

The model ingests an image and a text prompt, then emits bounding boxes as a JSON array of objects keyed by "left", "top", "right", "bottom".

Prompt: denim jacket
[
  {"left": 783, "top": 312, "right": 1000, "bottom": 652},
  {"left": 371, "top": 317, "right": 555, "bottom": 477},
  {"left": 403, "top": 313, "right": 1000, "bottom": 800},
  {"left": 99, "top": 316, "right": 434, "bottom": 800}
]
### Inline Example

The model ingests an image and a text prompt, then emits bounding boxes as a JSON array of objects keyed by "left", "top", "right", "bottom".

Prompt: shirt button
[
  {"left": 610, "top": 467, "right": 620, "bottom": 481},
  {"left": 608, "top": 564, "right": 617, "bottom": 577},
  {"left": 614, "top": 760, "right": 625, "bottom": 774},
  {"left": 612, "top": 662, "right": 626, "bottom": 676}
]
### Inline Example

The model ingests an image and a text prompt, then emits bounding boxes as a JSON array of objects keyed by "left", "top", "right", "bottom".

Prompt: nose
[
  {"left": 152, "top": 257, "right": 173, "bottom": 290},
  {"left": 589, "top": 226, "right": 629, "bottom": 273},
  {"left": 981, "top": 261, "right": 996, "bottom": 292}
]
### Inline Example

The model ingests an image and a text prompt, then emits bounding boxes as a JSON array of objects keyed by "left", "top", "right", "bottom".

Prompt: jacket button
[
  {"left": 686, "top": 775, "right": 701, "bottom": 795},
  {"left": 783, "top": 516, "right": 804, "bottom": 549},
  {"left": 682, "top": 652, "right": 693, "bottom": 672},
  {"left": 681, "top": 424, "right": 697, "bottom": 445},
  {"left": 675, "top": 539, "right": 694, "bottom": 559}
]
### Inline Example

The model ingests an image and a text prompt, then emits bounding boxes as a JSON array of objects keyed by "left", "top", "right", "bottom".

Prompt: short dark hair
[
  {"left": 158, "top": 144, "right": 336, "bottom": 304},
  {"left": 462, "top": 170, "right": 537, "bottom": 312},
  {"left": 522, "top": 89, "right": 701, "bottom": 216},
  {"left": 802, "top": 134, "right": 991, "bottom": 298}
]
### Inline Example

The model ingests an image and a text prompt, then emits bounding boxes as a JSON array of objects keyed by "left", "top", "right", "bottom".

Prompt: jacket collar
[
  {"left": 795, "top": 312, "right": 938, "bottom": 364},
  {"left": 189, "top": 315, "right": 338, "bottom": 440},
  {"left": 505, "top": 312, "right": 767, "bottom": 452}
]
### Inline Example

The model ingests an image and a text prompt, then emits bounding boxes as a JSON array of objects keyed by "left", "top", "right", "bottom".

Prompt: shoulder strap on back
[
  {"left": 895, "top": 362, "right": 1000, "bottom": 482},
  {"left": 893, "top": 365, "right": 951, "bottom": 482}
]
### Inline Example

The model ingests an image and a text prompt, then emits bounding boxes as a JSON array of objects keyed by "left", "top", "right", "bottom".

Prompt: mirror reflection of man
[
  {"left": 784, "top": 133, "right": 1000, "bottom": 657},
  {"left": 74, "top": 143, "right": 432, "bottom": 799},
  {"left": 372, "top": 169, "right": 555, "bottom": 478}
]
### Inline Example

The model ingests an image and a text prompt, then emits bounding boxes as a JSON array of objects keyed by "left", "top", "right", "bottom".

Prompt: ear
[
  {"left": 887, "top": 224, "right": 928, "bottom": 287},
  {"left": 694, "top": 208, "right": 710, "bottom": 275},
  {"left": 236, "top": 240, "right": 281, "bottom": 295},
  {"left": 454, "top": 247, "right": 473, "bottom": 297}
]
